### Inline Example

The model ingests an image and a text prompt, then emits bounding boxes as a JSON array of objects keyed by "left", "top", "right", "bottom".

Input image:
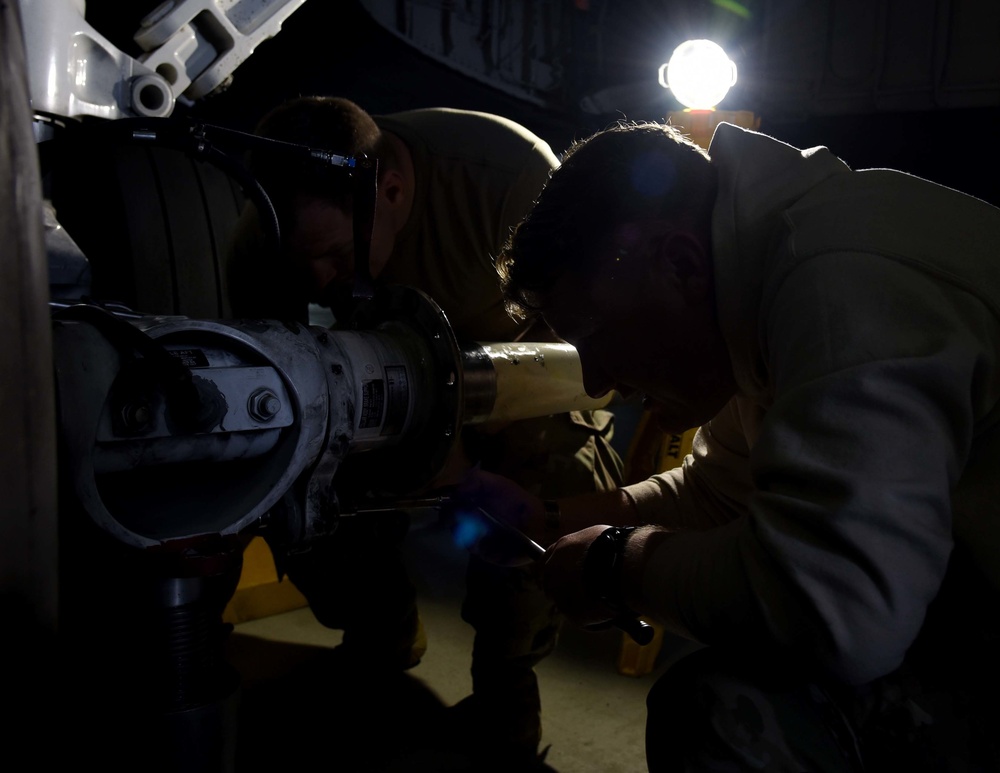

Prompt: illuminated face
[
  {"left": 542, "top": 220, "right": 736, "bottom": 434},
  {"left": 284, "top": 195, "right": 395, "bottom": 304}
]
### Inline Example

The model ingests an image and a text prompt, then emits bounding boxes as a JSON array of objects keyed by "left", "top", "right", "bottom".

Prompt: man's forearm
[{"left": 540, "top": 487, "right": 640, "bottom": 544}]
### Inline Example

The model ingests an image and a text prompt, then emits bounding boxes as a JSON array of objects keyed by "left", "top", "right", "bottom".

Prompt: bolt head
[{"left": 248, "top": 388, "right": 281, "bottom": 422}]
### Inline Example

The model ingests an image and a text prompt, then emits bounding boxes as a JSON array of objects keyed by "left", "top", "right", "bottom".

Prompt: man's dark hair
[
  {"left": 497, "top": 121, "right": 715, "bottom": 320},
  {"left": 248, "top": 96, "right": 397, "bottom": 228}
]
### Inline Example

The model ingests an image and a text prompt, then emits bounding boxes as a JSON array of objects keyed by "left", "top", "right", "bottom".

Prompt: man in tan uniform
[{"left": 228, "top": 96, "right": 622, "bottom": 769}]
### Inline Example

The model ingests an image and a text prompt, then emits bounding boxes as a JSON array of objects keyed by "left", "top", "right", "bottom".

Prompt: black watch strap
[{"left": 583, "top": 525, "right": 639, "bottom": 614}]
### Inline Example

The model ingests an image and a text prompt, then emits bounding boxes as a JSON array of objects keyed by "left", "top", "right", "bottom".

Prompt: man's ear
[
  {"left": 379, "top": 168, "right": 407, "bottom": 208},
  {"left": 650, "top": 231, "right": 712, "bottom": 301}
]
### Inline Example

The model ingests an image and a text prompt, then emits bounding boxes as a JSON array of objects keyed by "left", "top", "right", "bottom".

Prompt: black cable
[
  {"left": 89, "top": 116, "right": 285, "bottom": 257},
  {"left": 39, "top": 113, "right": 381, "bottom": 304}
]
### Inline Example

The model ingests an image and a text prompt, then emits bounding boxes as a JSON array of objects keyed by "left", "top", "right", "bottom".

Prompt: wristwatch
[{"left": 583, "top": 525, "right": 640, "bottom": 614}]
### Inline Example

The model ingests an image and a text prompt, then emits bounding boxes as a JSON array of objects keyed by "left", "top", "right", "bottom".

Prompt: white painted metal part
[
  {"left": 134, "top": 0, "right": 308, "bottom": 101},
  {"left": 20, "top": 0, "right": 305, "bottom": 120},
  {"left": 477, "top": 342, "right": 612, "bottom": 425}
]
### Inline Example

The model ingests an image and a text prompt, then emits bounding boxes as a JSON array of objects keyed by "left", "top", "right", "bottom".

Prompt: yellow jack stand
[{"left": 222, "top": 536, "right": 308, "bottom": 625}]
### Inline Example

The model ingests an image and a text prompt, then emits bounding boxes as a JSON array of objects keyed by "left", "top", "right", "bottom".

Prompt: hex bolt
[{"left": 248, "top": 388, "right": 281, "bottom": 422}]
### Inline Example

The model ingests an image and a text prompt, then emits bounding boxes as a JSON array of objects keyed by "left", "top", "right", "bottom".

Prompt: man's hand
[
  {"left": 450, "top": 468, "right": 545, "bottom": 566},
  {"left": 454, "top": 467, "right": 545, "bottom": 537},
  {"left": 452, "top": 473, "right": 656, "bottom": 643},
  {"left": 540, "top": 525, "right": 619, "bottom": 629}
]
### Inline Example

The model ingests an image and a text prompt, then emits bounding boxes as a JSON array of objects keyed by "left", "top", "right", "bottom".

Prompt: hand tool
[{"left": 349, "top": 496, "right": 656, "bottom": 646}]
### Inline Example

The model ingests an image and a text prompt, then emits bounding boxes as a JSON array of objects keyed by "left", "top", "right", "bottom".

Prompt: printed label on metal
[
  {"left": 382, "top": 365, "right": 409, "bottom": 435},
  {"left": 360, "top": 379, "right": 385, "bottom": 429},
  {"left": 168, "top": 348, "right": 210, "bottom": 368}
]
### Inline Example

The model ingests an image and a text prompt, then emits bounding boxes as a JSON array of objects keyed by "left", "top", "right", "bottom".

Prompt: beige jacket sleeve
[{"left": 622, "top": 397, "right": 759, "bottom": 531}]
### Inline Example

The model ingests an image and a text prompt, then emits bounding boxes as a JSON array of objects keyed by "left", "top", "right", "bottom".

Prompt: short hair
[
  {"left": 248, "top": 96, "right": 397, "bottom": 228},
  {"left": 497, "top": 120, "right": 715, "bottom": 320}
]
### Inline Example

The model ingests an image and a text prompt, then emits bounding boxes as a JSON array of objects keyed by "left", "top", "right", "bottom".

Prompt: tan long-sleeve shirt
[{"left": 625, "top": 122, "right": 1000, "bottom": 686}]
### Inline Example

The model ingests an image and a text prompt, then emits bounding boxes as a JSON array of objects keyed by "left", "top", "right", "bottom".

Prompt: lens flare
[{"left": 451, "top": 509, "right": 488, "bottom": 549}]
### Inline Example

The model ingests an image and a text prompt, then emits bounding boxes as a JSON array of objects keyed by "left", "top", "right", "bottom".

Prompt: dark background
[{"left": 85, "top": 0, "right": 1000, "bottom": 207}]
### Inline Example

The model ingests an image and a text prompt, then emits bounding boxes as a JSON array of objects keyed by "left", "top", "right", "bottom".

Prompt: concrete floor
[{"left": 227, "top": 513, "right": 701, "bottom": 772}]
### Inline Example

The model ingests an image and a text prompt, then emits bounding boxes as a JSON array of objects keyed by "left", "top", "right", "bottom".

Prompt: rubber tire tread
[{"left": 47, "top": 136, "right": 246, "bottom": 319}]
